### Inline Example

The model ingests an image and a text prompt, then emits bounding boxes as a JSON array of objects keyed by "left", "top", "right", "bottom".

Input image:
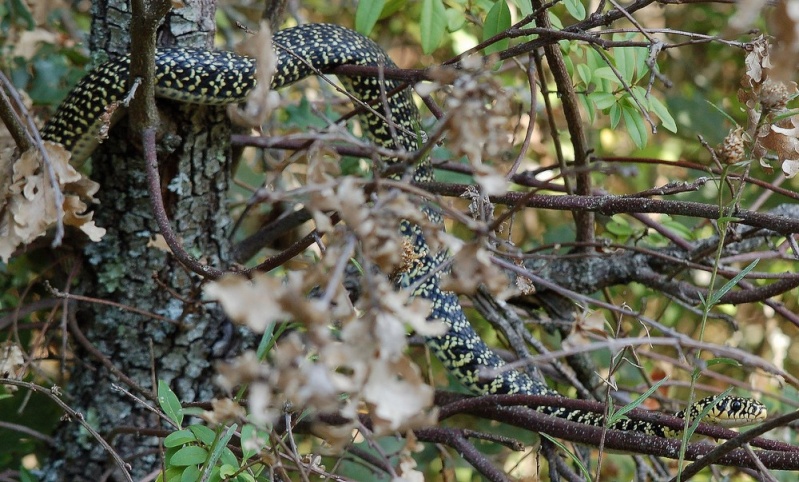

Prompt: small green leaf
[
  {"left": 706, "top": 357, "right": 742, "bottom": 368},
  {"left": 236, "top": 473, "right": 257, "bottom": 482},
  {"left": 622, "top": 104, "right": 647, "bottom": 149},
  {"left": 649, "top": 95, "right": 677, "bottom": 133},
  {"left": 219, "top": 465, "right": 237, "bottom": 477},
  {"left": 18, "top": 466, "right": 37, "bottom": 482},
  {"left": 578, "top": 93, "right": 596, "bottom": 124},
  {"left": 563, "top": 0, "right": 586, "bottom": 20},
  {"left": 189, "top": 424, "right": 217, "bottom": 446},
  {"left": 576, "top": 63, "right": 592, "bottom": 85},
  {"left": 483, "top": 0, "right": 511, "bottom": 55},
  {"left": 240, "top": 424, "right": 261, "bottom": 460},
  {"left": 589, "top": 91, "right": 617, "bottom": 110},
  {"left": 164, "top": 429, "right": 197, "bottom": 448},
  {"left": 511, "top": 0, "right": 533, "bottom": 16},
  {"left": 614, "top": 45, "right": 634, "bottom": 84},
  {"left": 171, "top": 446, "right": 209, "bottom": 467},
  {"left": 381, "top": 0, "right": 406, "bottom": 18},
  {"left": 201, "top": 425, "right": 237, "bottom": 482},
  {"left": 162, "top": 466, "right": 183, "bottom": 482},
  {"left": 180, "top": 466, "right": 202, "bottom": 482},
  {"left": 707, "top": 259, "right": 759, "bottom": 306},
  {"left": 158, "top": 380, "right": 183, "bottom": 428},
  {"left": 608, "top": 378, "right": 669, "bottom": 424},
  {"left": 445, "top": 8, "right": 466, "bottom": 31},
  {"left": 593, "top": 66, "right": 619, "bottom": 82},
  {"left": 540, "top": 434, "right": 591, "bottom": 480},
  {"left": 355, "top": 0, "right": 386, "bottom": 35},
  {"left": 606, "top": 215, "right": 634, "bottom": 237},
  {"left": 220, "top": 447, "right": 239, "bottom": 468},
  {"left": 421, "top": 0, "right": 447, "bottom": 54},
  {"left": 609, "top": 103, "right": 621, "bottom": 129},
  {"left": 547, "top": 10, "right": 563, "bottom": 29}
]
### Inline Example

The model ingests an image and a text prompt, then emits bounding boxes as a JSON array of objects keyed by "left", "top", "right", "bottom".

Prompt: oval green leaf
[
  {"left": 158, "top": 380, "right": 183, "bottom": 428},
  {"left": 170, "top": 445, "right": 208, "bottom": 467},
  {"left": 483, "top": 0, "right": 511, "bottom": 55},
  {"left": 164, "top": 429, "right": 197, "bottom": 448},
  {"left": 421, "top": 0, "right": 447, "bottom": 54},
  {"left": 355, "top": 0, "right": 386, "bottom": 35}
]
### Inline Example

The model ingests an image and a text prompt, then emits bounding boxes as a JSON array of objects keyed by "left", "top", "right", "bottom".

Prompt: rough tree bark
[{"left": 43, "top": 0, "right": 245, "bottom": 479}]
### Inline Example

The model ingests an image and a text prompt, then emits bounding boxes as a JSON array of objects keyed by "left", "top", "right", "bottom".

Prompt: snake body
[{"left": 42, "top": 23, "right": 766, "bottom": 438}]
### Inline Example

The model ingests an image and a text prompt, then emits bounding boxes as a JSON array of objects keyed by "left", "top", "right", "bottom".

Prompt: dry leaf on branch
[{"left": 0, "top": 142, "right": 105, "bottom": 261}]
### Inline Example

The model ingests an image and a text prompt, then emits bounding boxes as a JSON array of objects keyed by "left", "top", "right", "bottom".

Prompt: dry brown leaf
[
  {"left": 443, "top": 66, "right": 512, "bottom": 196},
  {"left": 0, "top": 142, "right": 105, "bottom": 261},
  {"left": 0, "top": 341, "right": 25, "bottom": 379},
  {"left": 146, "top": 234, "right": 171, "bottom": 252},
  {"left": 562, "top": 310, "right": 608, "bottom": 350},
  {"left": 203, "top": 273, "right": 292, "bottom": 333},
  {"left": 441, "top": 242, "right": 510, "bottom": 298},
  {"left": 201, "top": 398, "right": 246, "bottom": 425},
  {"left": 363, "top": 357, "right": 437, "bottom": 435},
  {"left": 229, "top": 21, "right": 280, "bottom": 128}
]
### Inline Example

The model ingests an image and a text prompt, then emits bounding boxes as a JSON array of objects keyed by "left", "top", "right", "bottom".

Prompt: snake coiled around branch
[{"left": 41, "top": 23, "right": 767, "bottom": 439}]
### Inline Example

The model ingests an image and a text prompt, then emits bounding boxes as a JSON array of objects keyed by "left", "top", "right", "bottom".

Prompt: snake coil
[{"left": 42, "top": 23, "right": 767, "bottom": 438}]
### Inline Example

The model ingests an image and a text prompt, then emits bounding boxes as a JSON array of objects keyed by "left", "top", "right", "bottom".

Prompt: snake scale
[{"left": 42, "top": 23, "right": 766, "bottom": 438}]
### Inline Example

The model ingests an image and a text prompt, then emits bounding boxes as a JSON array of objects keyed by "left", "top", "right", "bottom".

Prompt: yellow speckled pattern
[{"left": 42, "top": 23, "right": 767, "bottom": 437}]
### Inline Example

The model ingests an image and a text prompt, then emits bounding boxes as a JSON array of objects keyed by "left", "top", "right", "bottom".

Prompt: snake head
[{"left": 697, "top": 395, "right": 768, "bottom": 428}]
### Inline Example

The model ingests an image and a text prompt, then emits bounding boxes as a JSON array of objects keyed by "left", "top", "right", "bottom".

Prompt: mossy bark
[{"left": 42, "top": 1, "right": 247, "bottom": 479}]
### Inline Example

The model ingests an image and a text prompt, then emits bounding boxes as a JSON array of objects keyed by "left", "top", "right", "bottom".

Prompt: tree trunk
[{"left": 43, "top": 1, "right": 246, "bottom": 479}]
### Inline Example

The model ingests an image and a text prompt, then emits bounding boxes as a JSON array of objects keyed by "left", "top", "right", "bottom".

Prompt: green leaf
[
  {"left": 355, "top": 0, "right": 386, "bottom": 35},
  {"left": 608, "top": 378, "right": 669, "bottom": 424},
  {"left": 622, "top": 104, "right": 647, "bottom": 149},
  {"left": 200, "top": 425, "right": 237, "bottom": 482},
  {"left": 589, "top": 91, "right": 617, "bottom": 110},
  {"left": 164, "top": 429, "right": 197, "bottom": 448},
  {"left": 18, "top": 466, "right": 37, "bottom": 482},
  {"left": 158, "top": 380, "right": 183, "bottom": 428},
  {"left": 614, "top": 45, "right": 634, "bottom": 84},
  {"left": 420, "top": 0, "right": 447, "bottom": 54},
  {"left": 180, "top": 466, "right": 202, "bottom": 482},
  {"left": 171, "top": 446, "right": 209, "bottom": 467},
  {"left": 717, "top": 216, "right": 744, "bottom": 224},
  {"left": 547, "top": 10, "right": 563, "bottom": 29},
  {"left": 236, "top": 473, "right": 257, "bottom": 482},
  {"left": 593, "top": 66, "right": 619, "bottom": 83},
  {"left": 240, "top": 424, "right": 261, "bottom": 460},
  {"left": 511, "top": 0, "right": 533, "bottom": 16},
  {"left": 576, "top": 63, "right": 592, "bottom": 85},
  {"left": 189, "top": 424, "right": 217, "bottom": 446},
  {"left": 483, "top": 0, "right": 511, "bottom": 55},
  {"left": 707, "top": 259, "right": 759, "bottom": 306},
  {"left": 540, "top": 434, "right": 591, "bottom": 480},
  {"left": 220, "top": 447, "right": 239, "bottom": 468},
  {"left": 162, "top": 467, "right": 183, "bottom": 482},
  {"left": 381, "top": 0, "right": 406, "bottom": 18},
  {"left": 578, "top": 93, "right": 596, "bottom": 124},
  {"left": 606, "top": 215, "right": 634, "bottom": 238},
  {"left": 609, "top": 103, "right": 621, "bottom": 129},
  {"left": 706, "top": 357, "right": 742, "bottom": 368},
  {"left": 632, "top": 46, "right": 649, "bottom": 82},
  {"left": 563, "top": 0, "right": 586, "bottom": 20},
  {"left": 445, "top": 7, "right": 466, "bottom": 31},
  {"left": 648, "top": 94, "right": 677, "bottom": 133}
]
